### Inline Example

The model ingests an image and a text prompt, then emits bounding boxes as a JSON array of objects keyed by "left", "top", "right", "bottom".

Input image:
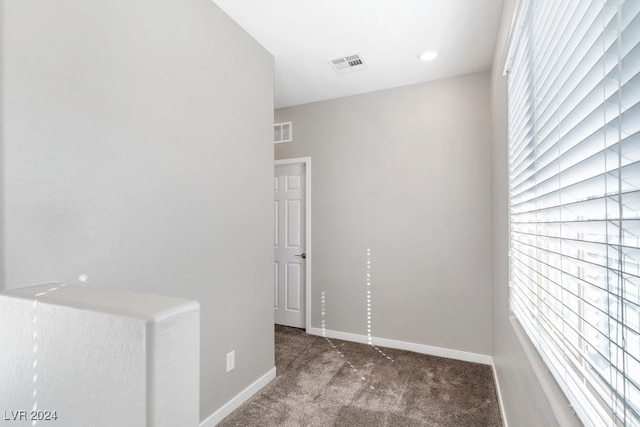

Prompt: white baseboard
[
  {"left": 491, "top": 361, "right": 509, "bottom": 427},
  {"left": 306, "top": 327, "right": 492, "bottom": 365},
  {"left": 200, "top": 367, "right": 277, "bottom": 427}
]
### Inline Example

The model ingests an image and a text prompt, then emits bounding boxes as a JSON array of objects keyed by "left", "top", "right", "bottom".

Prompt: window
[{"left": 506, "top": 0, "right": 640, "bottom": 425}]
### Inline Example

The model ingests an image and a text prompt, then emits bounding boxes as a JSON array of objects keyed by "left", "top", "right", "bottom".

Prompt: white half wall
[
  {"left": 1, "top": 0, "right": 274, "bottom": 422},
  {"left": 1, "top": 284, "right": 200, "bottom": 427},
  {"left": 275, "top": 72, "right": 493, "bottom": 356},
  {"left": 0, "top": 0, "right": 5, "bottom": 292}
]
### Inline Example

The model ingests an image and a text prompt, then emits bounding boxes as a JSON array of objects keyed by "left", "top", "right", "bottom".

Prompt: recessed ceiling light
[{"left": 418, "top": 48, "right": 439, "bottom": 61}]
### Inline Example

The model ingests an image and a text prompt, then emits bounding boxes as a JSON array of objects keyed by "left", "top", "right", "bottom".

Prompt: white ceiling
[{"left": 212, "top": 0, "right": 504, "bottom": 108}]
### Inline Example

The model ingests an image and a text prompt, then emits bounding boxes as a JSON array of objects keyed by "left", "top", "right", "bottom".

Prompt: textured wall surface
[
  {"left": 0, "top": 0, "right": 5, "bottom": 292},
  {"left": 275, "top": 72, "right": 493, "bottom": 356},
  {"left": 1, "top": 0, "right": 274, "bottom": 421},
  {"left": 0, "top": 284, "right": 199, "bottom": 427}
]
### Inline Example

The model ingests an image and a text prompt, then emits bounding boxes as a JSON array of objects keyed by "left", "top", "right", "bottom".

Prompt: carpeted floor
[{"left": 219, "top": 325, "right": 503, "bottom": 426}]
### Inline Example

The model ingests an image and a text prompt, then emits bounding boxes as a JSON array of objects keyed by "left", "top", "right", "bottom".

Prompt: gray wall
[
  {"left": 490, "top": 1, "right": 581, "bottom": 425},
  {"left": 1, "top": 0, "right": 274, "bottom": 421},
  {"left": 276, "top": 72, "right": 493, "bottom": 356}
]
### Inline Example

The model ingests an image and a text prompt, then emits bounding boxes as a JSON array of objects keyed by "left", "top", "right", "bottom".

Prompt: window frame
[{"left": 504, "top": 0, "right": 640, "bottom": 426}]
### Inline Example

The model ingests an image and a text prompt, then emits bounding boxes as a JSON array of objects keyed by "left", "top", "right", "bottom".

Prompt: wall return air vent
[
  {"left": 329, "top": 54, "right": 368, "bottom": 75},
  {"left": 274, "top": 121, "right": 292, "bottom": 143}
]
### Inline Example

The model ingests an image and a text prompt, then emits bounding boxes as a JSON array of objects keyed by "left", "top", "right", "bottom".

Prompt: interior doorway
[{"left": 274, "top": 158, "right": 311, "bottom": 329}]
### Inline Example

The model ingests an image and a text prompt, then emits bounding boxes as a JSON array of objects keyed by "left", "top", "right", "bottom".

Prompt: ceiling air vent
[
  {"left": 329, "top": 54, "right": 368, "bottom": 75},
  {"left": 274, "top": 121, "right": 292, "bottom": 143}
]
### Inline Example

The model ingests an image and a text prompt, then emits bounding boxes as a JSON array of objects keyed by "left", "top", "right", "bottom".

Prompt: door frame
[{"left": 274, "top": 157, "right": 311, "bottom": 331}]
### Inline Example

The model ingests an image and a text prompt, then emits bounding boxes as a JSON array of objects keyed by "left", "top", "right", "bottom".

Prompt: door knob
[{"left": 295, "top": 253, "right": 306, "bottom": 259}]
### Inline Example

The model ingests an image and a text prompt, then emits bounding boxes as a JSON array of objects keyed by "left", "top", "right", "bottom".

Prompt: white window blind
[{"left": 507, "top": 0, "right": 640, "bottom": 426}]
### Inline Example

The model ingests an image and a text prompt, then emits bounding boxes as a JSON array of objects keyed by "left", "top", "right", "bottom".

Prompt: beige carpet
[{"left": 219, "top": 325, "right": 503, "bottom": 426}]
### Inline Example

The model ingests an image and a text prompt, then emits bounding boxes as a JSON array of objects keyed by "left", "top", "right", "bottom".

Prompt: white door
[{"left": 274, "top": 163, "right": 306, "bottom": 327}]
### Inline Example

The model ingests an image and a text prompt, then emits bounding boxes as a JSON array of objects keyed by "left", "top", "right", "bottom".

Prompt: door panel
[
  {"left": 286, "top": 262, "right": 302, "bottom": 311},
  {"left": 274, "top": 261, "right": 279, "bottom": 309},
  {"left": 274, "top": 200, "right": 279, "bottom": 247},
  {"left": 286, "top": 200, "right": 302, "bottom": 248},
  {"left": 274, "top": 163, "right": 305, "bottom": 327}
]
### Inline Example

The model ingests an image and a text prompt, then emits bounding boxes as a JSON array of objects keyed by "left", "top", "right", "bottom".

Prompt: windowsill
[{"left": 508, "top": 315, "right": 584, "bottom": 427}]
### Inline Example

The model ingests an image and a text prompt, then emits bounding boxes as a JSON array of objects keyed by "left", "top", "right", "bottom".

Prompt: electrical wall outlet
[{"left": 226, "top": 351, "right": 235, "bottom": 373}]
